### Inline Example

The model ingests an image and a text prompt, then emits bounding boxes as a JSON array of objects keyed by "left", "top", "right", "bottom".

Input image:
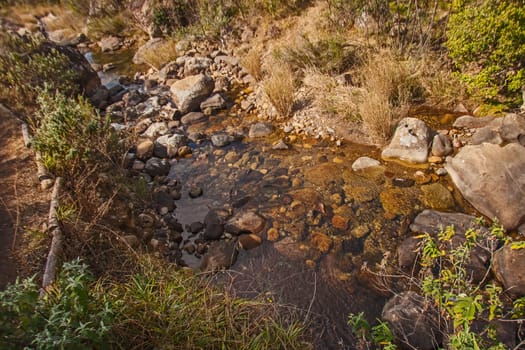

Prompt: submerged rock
[
  {"left": 445, "top": 143, "right": 525, "bottom": 230},
  {"left": 133, "top": 38, "right": 163, "bottom": 64},
  {"left": 203, "top": 209, "right": 229, "bottom": 240},
  {"left": 200, "top": 240, "right": 238, "bottom": 272},
  {"left": 382, "top": 117, "right": 431, "bottom": 164},
  {"left": 144, "top": 157, "right": 170, "bottom": 176},
  {"left": 225, "top": 211, "right": 266, "bottom": 235},
  {"left": 351, "top": 157, "right": 381, "bottom": 171}
]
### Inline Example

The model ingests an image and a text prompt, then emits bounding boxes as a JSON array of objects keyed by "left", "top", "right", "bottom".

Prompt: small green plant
[
  {"left": 348, "top": 312, "right": 397, "bottom": 350},
  {"left": 31, "top": 89, "right": 117, "bottom": 177},
  {"left": 0, "top": 259, "right": 114, "bottom": 350},
  {"left": 0, "top": 34, "right": 79, "bottom": 113},
  {"left": 350, "top": 222, "right": 525, "bottom": 349}
]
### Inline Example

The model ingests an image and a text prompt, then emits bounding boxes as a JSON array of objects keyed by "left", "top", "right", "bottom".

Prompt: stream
[{"left": 90, "top": 50, "right": 471, "bottom": 349}]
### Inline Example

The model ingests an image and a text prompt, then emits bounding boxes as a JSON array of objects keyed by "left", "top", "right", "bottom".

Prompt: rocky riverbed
[{"left": 73, "top": 32, "right": 525, "bottom": 348}]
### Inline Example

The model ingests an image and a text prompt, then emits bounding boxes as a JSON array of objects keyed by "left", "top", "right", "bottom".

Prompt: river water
[{"left": 90, "top": 51, "right": 469, "bottom": 349}]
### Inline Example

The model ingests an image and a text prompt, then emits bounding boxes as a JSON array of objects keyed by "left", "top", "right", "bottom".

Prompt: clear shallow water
[{"left": 88, "top": 48, "right": 469, "bottom": 347}]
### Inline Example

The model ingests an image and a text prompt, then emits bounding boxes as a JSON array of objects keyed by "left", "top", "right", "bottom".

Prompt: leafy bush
[
  {"left": 350, "top": 222, "right": 525, "bottom": 349},
  {"left": 0, "top": 34, "right": 79, "bottom": 113},
  {"left": 446, "top": 1, "right": 525, "bottom": 100},
  {"left": 31, "top": 90, "right": 117, "bottom": 176},
  {"left": 0, "top": 259, "right": 114, "bottom": 350}
]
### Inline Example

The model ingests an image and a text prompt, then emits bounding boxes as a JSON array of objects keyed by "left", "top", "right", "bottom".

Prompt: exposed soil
[{"left": 0, "top": 111, "right": 49, "bottom": 289}]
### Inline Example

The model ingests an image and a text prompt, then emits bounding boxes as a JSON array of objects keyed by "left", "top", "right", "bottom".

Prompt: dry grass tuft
[
  {"left": 303, "top": 69, "right": 359, "bottom": 121},
  {"left": 241, "top": 48, "right": 263, "bottom": 81},
  {"left": 357, "top": 50, "right": 420, "bottom": 144},
  {"left": 141, "top": 38, "right": 179, "bottom": 70},
  {"left": 263, "top": 61, "right": 295, "bottom": 118},
  {"left": 416, "top": 53, "right": 468, "bottom": 107}
]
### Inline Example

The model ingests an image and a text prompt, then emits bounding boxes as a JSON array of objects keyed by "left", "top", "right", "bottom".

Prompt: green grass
[{"left": 106, "top": 257, "right": 309, "bottom": 349}]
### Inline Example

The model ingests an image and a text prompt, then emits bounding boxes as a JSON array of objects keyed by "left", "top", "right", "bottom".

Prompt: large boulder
[
  {"left": 445, "top": 143, "right": 525, "bottom": 230},
  {"left": 133, "top": 38, "right": 164, "bottom": 65},
  {"left": 493, "top": 244, "right": 525, "bottom": 297},
  {"left": 382, "top": 117, "right": 431, "bottom": 164},
  {"left": 410, "top": 209, "right": 480, "bottom": 236},
  {"left": 170, "top": 74, "right": 215, "bottom": 114},
  {"left": 382, "top": 291, "right": 442, "bottom": 350}
]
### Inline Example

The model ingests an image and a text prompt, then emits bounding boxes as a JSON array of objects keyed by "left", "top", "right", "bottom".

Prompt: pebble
[
  {"left": 332, "top": 215, "right": 349, "bottom": 230},
  {"left": 189, "top": 186, "right": 203, "bottom": 198},
  {"left": 267, "top": 227, "right": 279, "bottom": 241},
  {"left": 428, "top": 156, "right": 443, "bottom": 164},
  {"left": 436, "top": 168, "right": 448, "bottom": 176}
]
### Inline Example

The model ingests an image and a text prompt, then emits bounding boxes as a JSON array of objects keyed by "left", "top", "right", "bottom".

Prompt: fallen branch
[{"left": 42, "top": 177, "right": 64, "bottom": 291}]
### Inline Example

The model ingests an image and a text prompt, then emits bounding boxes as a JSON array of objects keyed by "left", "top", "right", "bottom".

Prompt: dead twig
[{"left": 41, "top": 177, "right": 63, "bottom": 292}]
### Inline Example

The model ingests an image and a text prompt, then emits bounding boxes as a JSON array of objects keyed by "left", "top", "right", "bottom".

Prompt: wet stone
[
  {"left": 211, "top": 133, "right": 232, "bottom": 147},
  {"left": 266, "top": 227, "right": 279, "bottom": 241},
  {"left": 181, "top": 112, "right": 207, "bottom": 125},
  {"left": 310, "top": 232, "right": 332, "bottom": 253},
  {"left": 203, "top": 209, "right": 227, "bottom": 240},
  {"left": 155, "top": 191, "right": 175, "bottom": 212},
  {"left": 332, "top": 215, "right": 349, "bottom": 230},
  {"left": 145, "top": 157, "right": 170, "bottom": 177},
  {"left": 171, "top": 190, "right": 182, "bottom": 200},
  {"left": 184, "top": 243, "right": 196, "bottom": 254},
  {"left": 237, "top": 234, "right": 263, "bottom": 250},
  {"left": 189, "top": 221, "right": 204, "bottom": 234},
  {"left": 200, "top": 240, "right": 238, "bottom": 272},
  {"left": 392, "top": 178, "right": 415, "bottom": 188},
  {"left": 249, "top": 122, "right": 273, "bottom": 138},
  {"left": 225, "top": 211, "right": 266, "bottom": 235},
  {"left": 189, "top": 186, "right": 203, "bottom": 198},
  {"left": 351, "top": 224, "right": 370, "bottom": 239}
]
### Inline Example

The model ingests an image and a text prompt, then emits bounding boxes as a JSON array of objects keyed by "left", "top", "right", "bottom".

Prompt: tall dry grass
[
  {"left": 357, "top": 50, "right": 420, "bottom": 144},
  {"left": 263, "top": 61, "right": 295, "bottom": 118},
  {"left": 303, "top": 69, "right": 360, "bottom": 121},
  {"left": 241, "top": 48, "right": 263, "bottom": 81}
]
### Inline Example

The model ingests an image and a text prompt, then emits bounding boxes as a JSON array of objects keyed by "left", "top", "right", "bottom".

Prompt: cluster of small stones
[{"left": 89, "top": 39, "right": 277, "bottom": 270}]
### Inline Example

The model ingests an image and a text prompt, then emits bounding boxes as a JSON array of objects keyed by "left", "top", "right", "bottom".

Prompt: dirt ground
[{"left": 0, "top": 109, "right": 49, "bottom": 289}]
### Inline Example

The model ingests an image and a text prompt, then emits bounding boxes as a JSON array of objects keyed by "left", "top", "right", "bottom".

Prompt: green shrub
[
  {"left": 446, "top": 1, "right": 525, "bottom": 100},
  {"left": 0, "top": 259, "right": 114, "bottom": 350},
  {"left": 31, "top": 90, "right": 117, "bottom": 176},
  {"left": 349, "top": 222, "right": 525, "bottom": 349},
  {"left": 0, "top": 34, "right": 79, "bottom": 113}
]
